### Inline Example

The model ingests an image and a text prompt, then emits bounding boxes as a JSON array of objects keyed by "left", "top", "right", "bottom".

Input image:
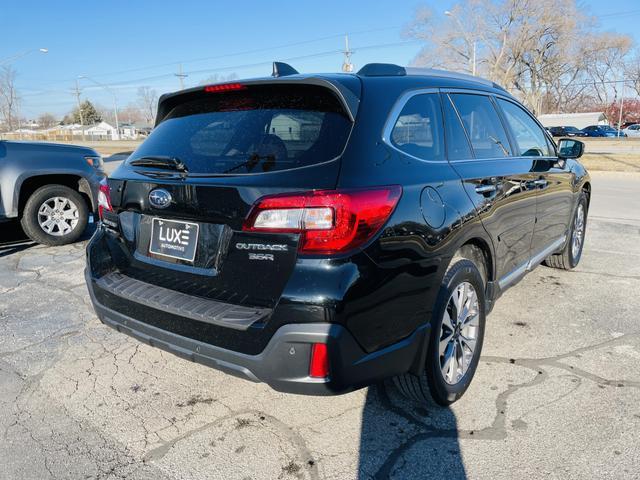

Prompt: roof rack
[{"left": 357, "top": 63, "right": 504, "bottom": 90}]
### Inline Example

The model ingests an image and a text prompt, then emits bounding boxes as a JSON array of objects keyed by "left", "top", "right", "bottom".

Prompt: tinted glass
[
  {"left": 497, "top": 99, "right": 551, "bottom": 157},
  {"left": 390, "top": 94, "right": 445, "bottom": 161},
  {"left": 129, "top": 84, "right": 352, "bottom": 174},
  {"left": 443, "top": 94, "right": 473, "bottom": 160},
  {"left": 450, "top": 94, "right": 512, "bottom": 158}
]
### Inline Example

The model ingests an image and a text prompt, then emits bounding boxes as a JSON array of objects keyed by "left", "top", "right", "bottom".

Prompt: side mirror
[{"left": 557, "top": 138, "right": 584, "bottom": 159}]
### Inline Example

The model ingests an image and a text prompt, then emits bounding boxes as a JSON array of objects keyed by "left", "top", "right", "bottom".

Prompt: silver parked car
[
  {"left": 0, "top": 140, "right": 105, "bottom": 245},
  {"left": 622, "top": 124, "right": 640, "bottom": 138}
]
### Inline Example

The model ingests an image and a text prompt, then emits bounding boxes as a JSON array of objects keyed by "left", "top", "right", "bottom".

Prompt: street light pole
[
  {"left": 617, "top": 81, "right": 625, "bottom": 138},
  {"left": 78, "top": 75, "right": 120, "bottom": 140},
  {"left": 444, "top": 11, "right": 476, "bottom": 76},
  {"left": 0, "top": 48, "right": 48, "bottom": 66}
]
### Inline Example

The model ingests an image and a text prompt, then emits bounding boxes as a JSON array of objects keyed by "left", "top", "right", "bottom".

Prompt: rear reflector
[
  {"left": 309, "top": 343, "right": 329, "bottom": 378},
  {"left": 243, "top": 186, "right": 402, "bottom": 254},
  {"left": 203, "top": 83, "right": 246, "bottom": 93},
  {"left": 97, "top": 178, "right": 112, "bottom": 220}
]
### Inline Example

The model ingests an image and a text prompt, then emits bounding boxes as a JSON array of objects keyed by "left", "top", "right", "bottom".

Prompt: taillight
[
  {"left": 97, "top": 178, "right": 112, "bottom": 220},
  {"left": 309, "top": 343, "right": 329, "bottom": 378},
  {"left": 243, "top": 186, "right": 402, "bottom": 254}
]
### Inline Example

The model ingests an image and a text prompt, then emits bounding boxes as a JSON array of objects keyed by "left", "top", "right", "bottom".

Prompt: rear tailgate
[{"left": 98, "top": 81, "right": 356, "bottom": 311}]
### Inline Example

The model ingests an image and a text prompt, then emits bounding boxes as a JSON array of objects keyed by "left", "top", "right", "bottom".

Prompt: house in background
[
  {"left": 537, "top": 112, "right": 608, "bottom": 130},
  {"left": 85, "top": 121, "right": 118, "bottom": 140}
]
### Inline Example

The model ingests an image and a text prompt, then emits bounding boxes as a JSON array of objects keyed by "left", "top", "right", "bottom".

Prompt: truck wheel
[
  {"left": 20, "top": 184, "right": 89, "bottom": 246},
  {"left": 543, "top": 191, "right": 588, "bottom": 270},
  {"left": 394, "top": 259, "right": 486, "bottom": 406}
]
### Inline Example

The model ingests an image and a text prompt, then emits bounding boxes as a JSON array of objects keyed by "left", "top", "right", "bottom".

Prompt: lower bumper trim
[{"left": 86, "top": 269, "right": 430, "bottom": 395}]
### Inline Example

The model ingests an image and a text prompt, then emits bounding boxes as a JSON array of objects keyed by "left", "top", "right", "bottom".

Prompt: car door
[
  {"left": 495, "top": 98, "right": 575, "bottom": 258},
  {"left": 443, "top": 91, "right": 538, "bottom": 284}
]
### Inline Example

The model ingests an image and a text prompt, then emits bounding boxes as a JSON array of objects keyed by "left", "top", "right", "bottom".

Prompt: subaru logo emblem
[{"left": 149, "top": 189, "right": 172, "bottom": 209}]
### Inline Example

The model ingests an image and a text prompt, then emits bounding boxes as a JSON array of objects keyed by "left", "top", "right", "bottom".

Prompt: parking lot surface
[{"left": 0, "top": 171, "right": 639, "bottom": 479}]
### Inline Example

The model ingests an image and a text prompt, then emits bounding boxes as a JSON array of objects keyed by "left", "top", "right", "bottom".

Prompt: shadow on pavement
[
  {"left": 0, "top": 220, "right": 35, "bottom": 257},
  {"left": 0, "top": 219, "right": 96, "bottom": 257},
  {"left": 359, "top": 382, "right": 465, "bottom": 479}
]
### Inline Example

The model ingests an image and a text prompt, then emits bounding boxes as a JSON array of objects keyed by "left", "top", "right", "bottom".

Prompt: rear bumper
[{"left": 85, "top": 267, "right": 430, "bottom": 395}]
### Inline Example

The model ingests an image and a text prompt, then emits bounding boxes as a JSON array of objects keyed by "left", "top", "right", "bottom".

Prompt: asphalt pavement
[{"left": 0, "top": 171, "right": 638, "bottom": 479}]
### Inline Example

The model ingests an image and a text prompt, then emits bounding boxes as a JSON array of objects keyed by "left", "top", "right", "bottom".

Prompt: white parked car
[{"left": 623, "top": 124, "right": 640, "bottom": 137}]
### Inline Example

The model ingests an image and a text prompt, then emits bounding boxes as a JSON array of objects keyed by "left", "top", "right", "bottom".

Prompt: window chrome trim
[
  {"left": 381, "top": 87, "right": 560, "bottom": 165},
  {"left": 381, "top": 88, "right": 445, "bottom": 164},
  {"left": 442, "top": 89, "right": 559, "bottom": 163},
  {"left": 494, "top": 96, "right": 559, "bottom": 158}
]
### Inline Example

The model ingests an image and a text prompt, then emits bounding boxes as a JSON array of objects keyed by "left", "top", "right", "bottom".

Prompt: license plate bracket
[{"left": 149, "top": 218, "right": 199, "bottom": 262}]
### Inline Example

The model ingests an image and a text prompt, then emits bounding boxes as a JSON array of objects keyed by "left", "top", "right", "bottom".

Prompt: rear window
[{"left": 129, "top": 84, "right": 352, "bottom": 174}]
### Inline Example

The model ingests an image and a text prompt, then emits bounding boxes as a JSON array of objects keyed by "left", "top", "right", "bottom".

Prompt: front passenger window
[{"left": 497, "top": 99, "right": 551, "bottom": 157}]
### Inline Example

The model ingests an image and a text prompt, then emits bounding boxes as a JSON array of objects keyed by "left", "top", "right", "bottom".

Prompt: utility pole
[
  {"left": 175, "top": 63, "right": 188, "bottom": 89},
  {"left": 77, "top": 75, "right": 120, "bottom": 140},
  {"left": 341, "top": 35, "right": 354, "bottom": 73},
  {"left": 73, "top": 79, "right": 85, "bottom": 141}
]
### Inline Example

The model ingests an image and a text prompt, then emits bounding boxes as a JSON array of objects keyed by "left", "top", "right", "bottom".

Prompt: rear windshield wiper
[
  {"left": 129, "top": 155, "right": 189, "bottom": 173},
  {"left": 223, "top": 153, "right": 274, "bottom": 174}
]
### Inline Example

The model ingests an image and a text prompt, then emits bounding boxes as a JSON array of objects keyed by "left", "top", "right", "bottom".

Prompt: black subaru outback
[{"left": 85, "top": 63, "right": 590, "bottom": 405}]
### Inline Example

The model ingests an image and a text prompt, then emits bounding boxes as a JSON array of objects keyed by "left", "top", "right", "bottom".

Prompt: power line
[
  {"left": 21, "top": 25, "right": 405, "bottom": 90},
  {"left": 597, "top": 8, "right": 640, "bottom": 18},
  {"left": 19, "top": 39, "right": 420, "bottom": 97},
  {"left": 174, "top": 64, "right": 188, "bottom": 89}
]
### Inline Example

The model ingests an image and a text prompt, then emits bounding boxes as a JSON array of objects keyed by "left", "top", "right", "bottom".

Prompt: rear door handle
[
  {"left": 475, "top": 184, "right": 497, "bottom": 194},
  {"left": 524, "top": 178, "right": 548, "bottom": 190}
]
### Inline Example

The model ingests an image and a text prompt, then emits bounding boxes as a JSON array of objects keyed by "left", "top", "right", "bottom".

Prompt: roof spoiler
[{"left": 155, "top": 76, "right": 360, "bottom": 125}]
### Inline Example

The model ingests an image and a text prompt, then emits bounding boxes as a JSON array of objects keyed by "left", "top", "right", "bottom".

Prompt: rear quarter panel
[{"left": 325, "top": 78, "right": 494, "bottom": 352}]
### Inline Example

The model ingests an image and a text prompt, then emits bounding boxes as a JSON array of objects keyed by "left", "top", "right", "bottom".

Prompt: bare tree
[
  {"left": 0, "top": 66, "right": 20, "bottom": 131},
  {"left": 37, "top": 112, "right": 58, "bottom": 129},
  {"left": 583, "top": 32, "right": 632, "bottom": 105},
  {"left": 137, "top": 86, "right": 158, "bottom": 124},
  {"left": 624, "top": 50, "right": 640, "bottom": 98},
  {"left": 119, "top": 105, "right": 145, "bottom": 124},
  {"left": 405, "top": 0, "right": 634, "bottom": 115}
]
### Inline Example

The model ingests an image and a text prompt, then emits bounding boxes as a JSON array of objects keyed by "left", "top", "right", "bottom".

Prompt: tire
[
  {"left": 20, "top": 184, "right": 89, "bottom": 246},
  {"left": 543, "top": 191, "right": 588, "bottom": 270},
  {"left": 393, "top": 258, "right": 487, "bottom": 406}
]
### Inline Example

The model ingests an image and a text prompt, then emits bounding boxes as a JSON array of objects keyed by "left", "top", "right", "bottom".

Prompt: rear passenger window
[
  {"left": 497, "top": 99, "right": 551, "bottom": 157},
  {"left": 449, "top": 94, "right": 512, "bottom": 158},
  {"left": 443, "top": 95, "right": 473, "bottom": 160},
  {"left": 390, "top": 94, "right": 445, "bottom": 161}
]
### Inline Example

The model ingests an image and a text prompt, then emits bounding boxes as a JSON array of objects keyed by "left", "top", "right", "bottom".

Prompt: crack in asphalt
[{"left": 1, "top": 219, "right": 639, "bottom": 479}]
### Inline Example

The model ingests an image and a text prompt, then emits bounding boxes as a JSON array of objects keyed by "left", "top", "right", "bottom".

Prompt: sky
[{"left": 1, "top": 0, "right": 638, "bottom": 120}]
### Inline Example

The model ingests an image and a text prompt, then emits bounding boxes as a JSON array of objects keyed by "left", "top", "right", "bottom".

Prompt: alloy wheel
[
  {"left": 439, "top": 281, "right": 480, "bottom": 385},
  {"left": 37, "top": 196, "right": 79, "bottom": 236},
  {"left": 571, "top": 204, "right": 585, "bottom": 260}
]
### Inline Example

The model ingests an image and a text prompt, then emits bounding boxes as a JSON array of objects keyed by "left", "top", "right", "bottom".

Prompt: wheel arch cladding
[
  {"left": 18, "top": 174, "right": 86, "bottom": 214},
  {"left": 582, "top": 181, "right": 591, "bottom": 206},
  {"left": 453, "top": 238, "right": 493, "bottom": 287}
]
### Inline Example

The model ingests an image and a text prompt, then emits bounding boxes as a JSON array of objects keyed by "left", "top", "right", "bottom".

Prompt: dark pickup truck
[{"left": 0, "top": 140, "right": 105, "bottom": 245}]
